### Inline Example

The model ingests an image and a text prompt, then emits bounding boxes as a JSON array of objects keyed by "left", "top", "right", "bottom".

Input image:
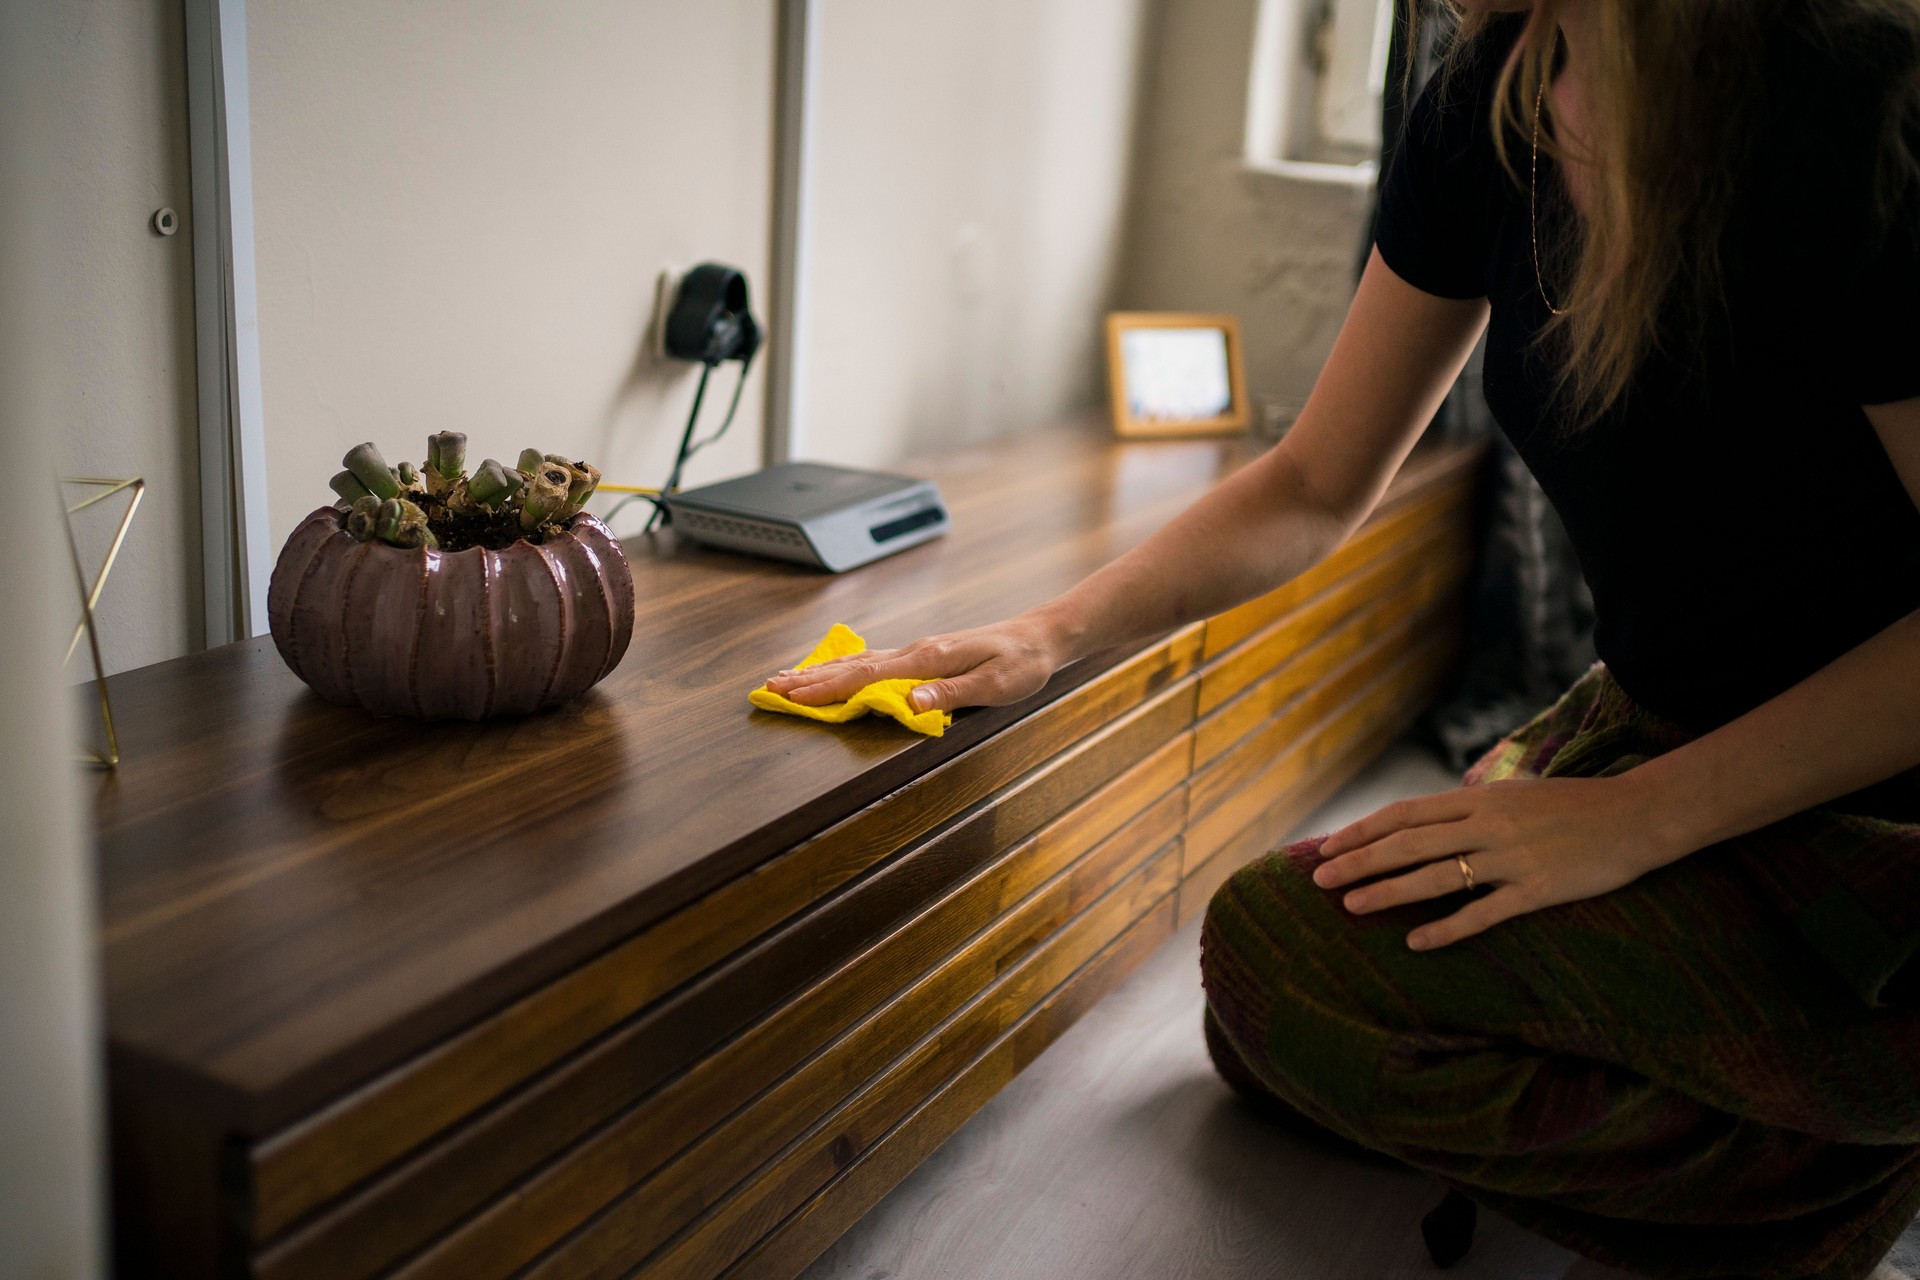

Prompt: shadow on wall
[
  {"left": 1117, "top": 0, "right": 1377, "bottom": 413},
  {"left": 798, "top": 0, "right": 1155, "bottom": 470}
]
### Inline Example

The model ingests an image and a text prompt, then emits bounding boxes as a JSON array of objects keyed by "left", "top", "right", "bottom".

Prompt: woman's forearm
[
  {"left": 1021, "top": 444, "right": 1355, "bottom": 666},
  {"left": 1627, "top": 607, "right": 1920, "bottom": 864},
  {"left": 1026, "top": 252, "right": 1492, "bottom": 669},
  {"left": 761, "top": 254, "right": 1488, "bottom": 714}
]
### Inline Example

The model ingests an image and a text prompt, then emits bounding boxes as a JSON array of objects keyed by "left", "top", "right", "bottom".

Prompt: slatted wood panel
[
  {"left": 1197, "top": 518, "right": 1467, "bottom": 723},
  {"left": 258, "top": 731, "right": 1195, "bottom": 1280},
  {"left": 1200, "top": 452, "right": 1473, "bottom": 660},
  {"left": 249, "top": 628, "right": 1203, "bottom": 1244},
  {"left": 1189, "top": 618, "right": 1461, "bottom": 865},
  {"left": 341, "top": 721, "right": 1194, "bottom": 1280},
  {"left": 720, "top": 898, "right": 1181, "bottom": 1280},
  {"left": 1194, "top": 536, "right": 1471, "bottom": 768},
  {"left": 1178, "top": 618, "right": 1464, "bottom": 928},
  {"left": 620, "top": 849, "right": 1184, "bottom": 1280},
  {"left": 97, "top": 426, "right": 1481, "bottom": 1280}
]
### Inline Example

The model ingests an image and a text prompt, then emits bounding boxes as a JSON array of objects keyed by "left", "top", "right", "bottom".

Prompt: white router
[{"left": 662, "top": 462, "right": 950, "bottom": 573}]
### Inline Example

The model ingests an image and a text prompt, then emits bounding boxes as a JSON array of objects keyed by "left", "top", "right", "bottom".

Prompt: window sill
[{"left": 1240, "top": 156, "right": 1378, "bottom": 188}]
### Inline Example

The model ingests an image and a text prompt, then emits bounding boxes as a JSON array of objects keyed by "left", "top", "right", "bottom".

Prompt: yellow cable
[{"left": 597, "top": 483, "right": 661, "bottom": 495}]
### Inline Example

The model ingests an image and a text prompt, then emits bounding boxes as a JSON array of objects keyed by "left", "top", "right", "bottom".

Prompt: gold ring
[{"left": 1455, "top": 853, "right": 1475, "bottom": 892}]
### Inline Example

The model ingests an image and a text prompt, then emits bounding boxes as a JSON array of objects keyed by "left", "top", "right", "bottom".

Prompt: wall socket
[{"left": 650, "top": 265, "right": 686, "bottom": 362}]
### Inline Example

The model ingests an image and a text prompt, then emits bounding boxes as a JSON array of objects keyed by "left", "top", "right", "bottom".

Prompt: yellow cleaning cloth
[{"left": 748, "top": 623, "right": 952, "bottom": 738}]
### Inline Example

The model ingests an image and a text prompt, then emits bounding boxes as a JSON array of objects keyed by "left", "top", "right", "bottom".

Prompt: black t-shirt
[{"left": 1376, "top": 18, "right": 1920, "bottom": 732}]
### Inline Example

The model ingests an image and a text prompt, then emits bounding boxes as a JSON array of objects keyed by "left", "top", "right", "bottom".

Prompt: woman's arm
[
  {"left": 1634, "top": 396, "right": 1920, "bottom": 849},
  {"left": 1315, "top": 395, "right": 1920, "bottom": 950},
  {"left": 764, "top": 250, "right": 1489, "bottom": 713}
]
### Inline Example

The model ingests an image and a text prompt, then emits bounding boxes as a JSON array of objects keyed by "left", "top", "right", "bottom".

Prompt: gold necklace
[{"left": 1529, "top": 76, "right": 1569, "bottom": 316}]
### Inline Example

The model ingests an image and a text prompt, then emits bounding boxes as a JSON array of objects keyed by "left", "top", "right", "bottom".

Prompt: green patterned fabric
[{"left": 1200, "top": 666, "right": 1920, "bottom": 1279}]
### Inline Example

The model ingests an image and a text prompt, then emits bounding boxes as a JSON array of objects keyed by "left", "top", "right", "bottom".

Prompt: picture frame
[{"left": 1104, "top": 311, "right": 1251, "bottom": 438}]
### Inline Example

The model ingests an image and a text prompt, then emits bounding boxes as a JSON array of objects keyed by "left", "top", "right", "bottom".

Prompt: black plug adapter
[{"left": 664, "top": 263, "right": 762, "bottom": 366}]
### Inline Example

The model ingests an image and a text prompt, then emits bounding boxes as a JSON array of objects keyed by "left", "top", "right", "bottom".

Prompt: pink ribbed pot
[{"left": 267, "top": 507, "right": 635, "bottom": 719}]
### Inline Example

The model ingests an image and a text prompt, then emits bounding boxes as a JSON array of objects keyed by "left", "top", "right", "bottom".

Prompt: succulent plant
[
  {"left": 344, "top": 442, "right": 402, "bottom": 502},
  {"left": 426, "top": 432, "right": 467, "bottom": 481},
  {"left": 330, "top": 470, "right": 373, "bottom": 503},
  {"left": 520, "top": 462, "right": 574, "bottom": 531},
  {"left": 464, "top": 458, "right": 522, "bottom": 511},
  {"left": 331, "top": 437, "right": 600, "bottom": 552},
  {"left": 559, "top": 460, "right": 601, "bottom": 517},
  {"left": 347, "top": 494, "right": 382, "bottom": 541}
]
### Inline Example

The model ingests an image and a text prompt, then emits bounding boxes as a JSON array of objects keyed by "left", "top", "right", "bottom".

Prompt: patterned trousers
[{"left": 1201, "top": 667, "right": 1920, "bottom": 1279}]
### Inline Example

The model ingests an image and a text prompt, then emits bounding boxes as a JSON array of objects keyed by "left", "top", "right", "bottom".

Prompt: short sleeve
[
  {"left": 1837, "top": 182, "right": 1920, "bottom": 406},
  {"left": 1373, "top": 42, "right": 1508, "bottom": 301}
]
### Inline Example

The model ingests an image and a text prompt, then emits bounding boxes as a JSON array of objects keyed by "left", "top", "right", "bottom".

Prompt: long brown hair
[{"left": 1425, "top": 0, "right": 1920, "bottom": 425}]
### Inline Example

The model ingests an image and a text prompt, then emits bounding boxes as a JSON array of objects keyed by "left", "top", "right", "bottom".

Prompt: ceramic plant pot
[{"left": 267, "top": 507, "right": 635, "bottom": 719}]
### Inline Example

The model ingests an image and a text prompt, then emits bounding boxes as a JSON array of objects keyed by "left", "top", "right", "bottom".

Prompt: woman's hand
[
  {"left": 1310, "top": 774, "right": 1692, "bottom": 951},
  {"left": 760, "top": 613, "right": 1069, "bottom": 715}
]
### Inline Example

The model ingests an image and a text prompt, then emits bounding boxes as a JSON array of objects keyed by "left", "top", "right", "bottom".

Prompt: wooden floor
[{"left": 800, "top": 741, "right": 1590, "bottom": 1280}]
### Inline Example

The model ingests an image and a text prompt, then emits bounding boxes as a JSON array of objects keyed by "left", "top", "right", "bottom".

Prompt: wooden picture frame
[{"left": 1104, "top": 311, "right": 1251, "bottom": 438}]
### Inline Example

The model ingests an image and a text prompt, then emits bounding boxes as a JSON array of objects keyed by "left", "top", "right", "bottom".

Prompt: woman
[{"left": 762, "top": 1, "right": 1920, "bottom": 1274}]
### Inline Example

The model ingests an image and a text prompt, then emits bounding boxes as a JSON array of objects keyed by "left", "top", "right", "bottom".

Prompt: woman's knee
[
  {"left": 1198, "top": 845, "right": 1347, "bottom": 1071},
  {"left": 1199, "top": 841, "right": 1343, "bottom": 1007}
]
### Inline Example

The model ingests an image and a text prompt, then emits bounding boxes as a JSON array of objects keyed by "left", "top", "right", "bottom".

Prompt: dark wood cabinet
[{"left": 95, "top": 423, "right": 1480, "bottom": 1279}]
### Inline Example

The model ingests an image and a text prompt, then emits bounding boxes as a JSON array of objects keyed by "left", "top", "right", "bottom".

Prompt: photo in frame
[{"left": 1104, "top": 312, "right": 1251, "bottom": 438}]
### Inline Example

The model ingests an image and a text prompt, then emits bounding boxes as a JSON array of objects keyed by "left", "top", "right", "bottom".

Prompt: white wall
[
  {"left": 26, "top": 0, "right": 1191, "bottom": 668},
  {"left": 40, "top": 0, "right": 204, "bottom": 676},
  {"left": 1120, "top": 0, "right": 1375, "bottom": 411},
  {"left": 1, "top": 5, "right": 108, "bottom": 1274},
  {"left": 798, "top": 0, "right": 1150, "bottom": 469},
  {"left": 247, "top": 0, "right": 776, "bottom": 545}
]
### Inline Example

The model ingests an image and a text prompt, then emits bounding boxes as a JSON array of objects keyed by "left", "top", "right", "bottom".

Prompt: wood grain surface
[
  {"left": 97, "top": 424, "right": 1472, "bottom": 1134},
  {"left": 1176, "top": 658, "right": 1453, "bottom": 929},
  {"left": 727, "top": 893, "right": 1182, "bottom": 1280},
  {"left": 96, "top": 423, "right": 1260, "bottom": 1133},
  {"left": 618, "top": 847, "right": 1184, "bottom": 1280},
  {"left": 1194, "top": 535, "right": 1471, "bottom": 767},
  {"left": 1199, "top": 448, "right": 1475, "bottom": 659},
  {"left": 1182, "top": 616, "right": 1463, "bottom": 896},
  {"left": 257, "top": 712, "right": 1195, "bottom": 1280},
  {"left": 442, "top": 818, "right": 1185, "bottom": 1280},
  {"left": 248, "top": 627, "right": 1200, "bottom": 1241},
  {"left": 1196, "top": 496, "right": 1467, "bottom": 719},
  {"left": 95, "top": 420, "right": 1481, "bottom": 1279}
]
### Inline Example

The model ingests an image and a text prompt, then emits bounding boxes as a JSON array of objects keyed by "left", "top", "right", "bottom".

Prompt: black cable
[
  {"left": 684, "top": 355, "right": 753, "bottom": 461},
  {"left": 600, "top": 489, "right": 663, "bottom": 527},
  {"left": 644, "top": 362, "right": 714, "bottom": 534}
]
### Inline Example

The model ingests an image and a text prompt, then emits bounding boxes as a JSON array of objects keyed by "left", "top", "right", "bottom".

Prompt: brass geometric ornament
[{"left": 62, "top": 476, "right": 145, "bottom": 769}]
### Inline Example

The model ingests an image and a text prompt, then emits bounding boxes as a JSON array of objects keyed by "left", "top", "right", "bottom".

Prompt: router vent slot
[{"left": 677, "top": 510, "right": 809, "bottom": 549}]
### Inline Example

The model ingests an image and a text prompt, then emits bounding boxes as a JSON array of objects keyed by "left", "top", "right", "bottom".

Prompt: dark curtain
[{"left": 1366, "top": 0, "right": 1597, "bottom": 772}]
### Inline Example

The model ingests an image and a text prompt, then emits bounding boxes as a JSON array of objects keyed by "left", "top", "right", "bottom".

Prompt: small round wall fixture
[{"left": 266, "top": 437, "right": 635, "bottom": 719}]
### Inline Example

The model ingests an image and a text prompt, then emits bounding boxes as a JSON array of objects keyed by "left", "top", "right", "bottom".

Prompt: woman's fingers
[
  {"left": 1313, "top": 820, "right": 1474, "bottom": 889},
  {"left": 766, "top": 635, "right": 996, "bottom": 707},
  {"left": 765, "top": 647, "right": 926, "bottom": 706},
  {"left": 1340, "top": 853, "right": 1489, "bottom": 915},
  {"left": 1407, "top": 887, "right": 1530, "bottom": 951},
  {"left": 1320, "top": 789, "right": 1478, "bottom": 857},
  {"left": 1336, "top": 855, "right": 1529, "bottom": 948},
  {"left": 905, "top": 675, "right": 975, "bottom": 713},
  {"left": 762, "top": 648, "right": 886, "bottom": 690},
  {"left": 760, "top": 621, "right": 1062, "bottom": 713},
  {"left": 906, "top": 655, "right": 1040, "bottom": 712}
]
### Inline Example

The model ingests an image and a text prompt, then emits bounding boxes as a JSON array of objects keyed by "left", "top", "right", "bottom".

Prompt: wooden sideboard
[{"left": 95, "top": 423, "right": 1480, "bottom": 1280}]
